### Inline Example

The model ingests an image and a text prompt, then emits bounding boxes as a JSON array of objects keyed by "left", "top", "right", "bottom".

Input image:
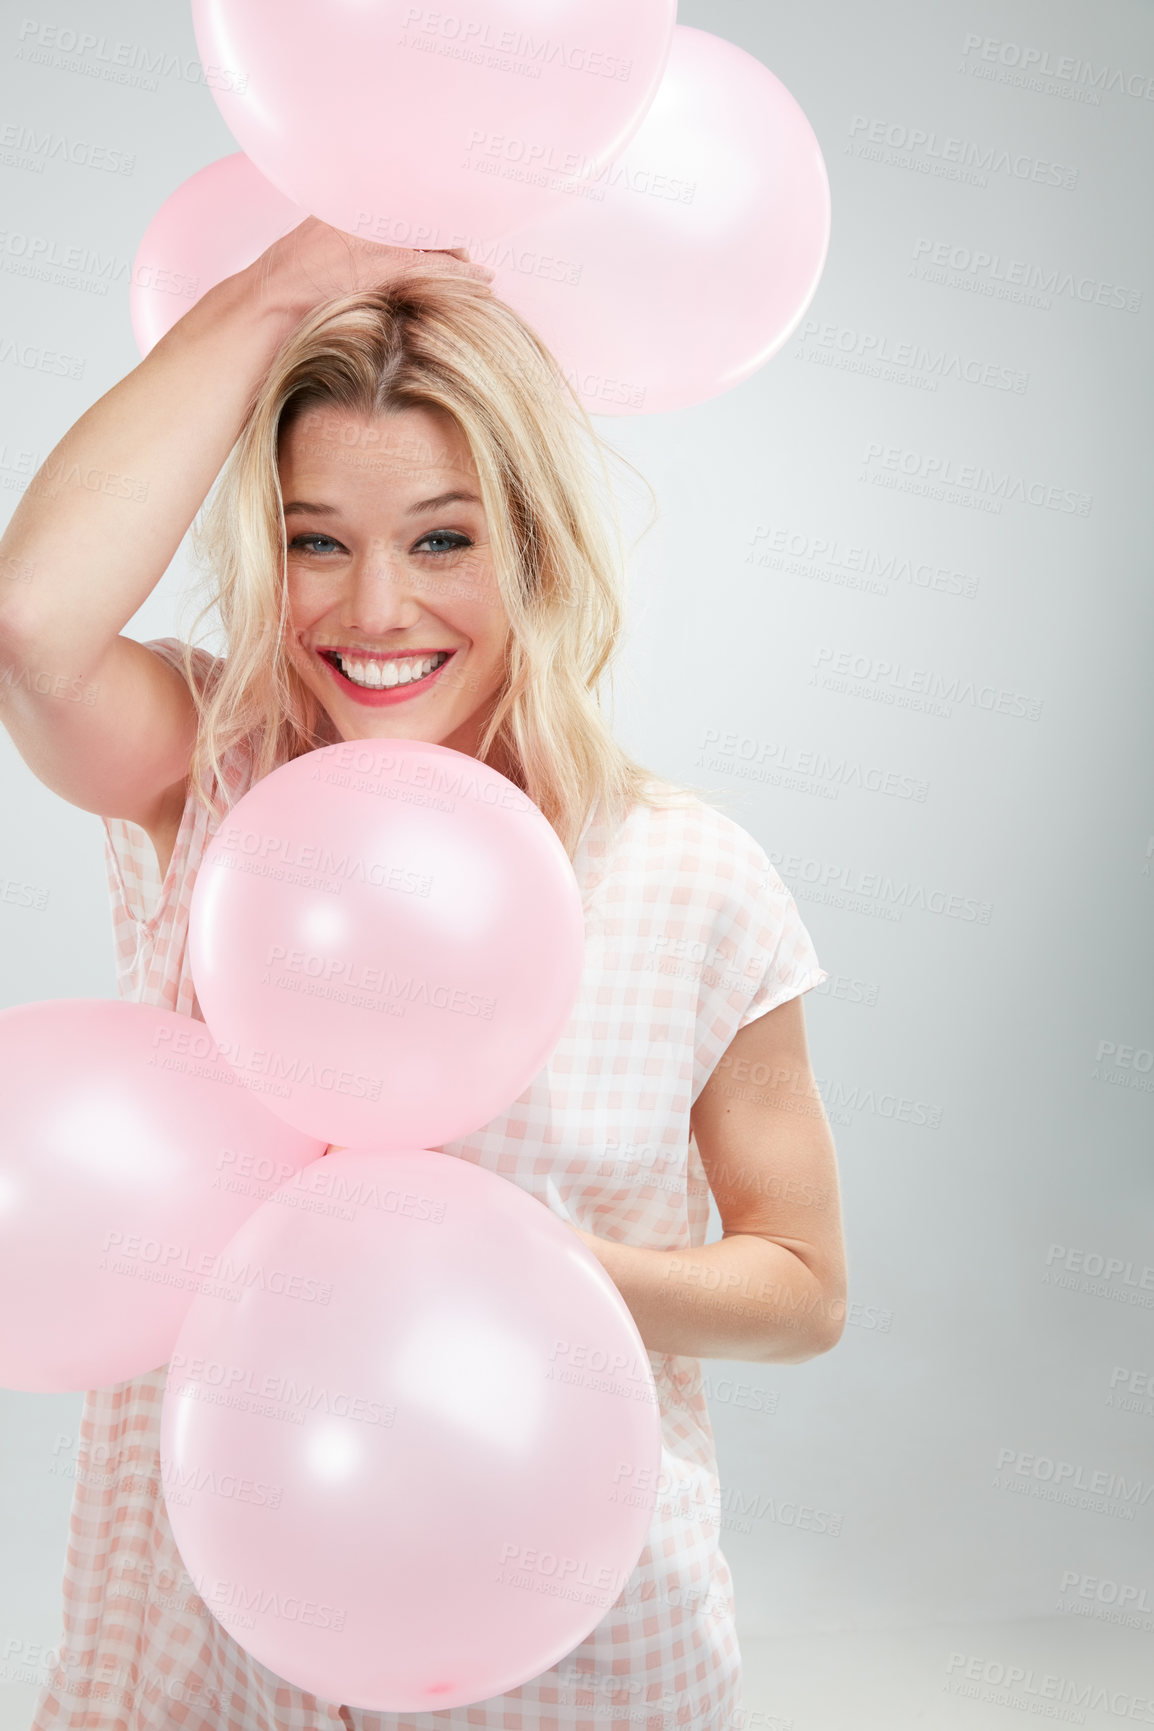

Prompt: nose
[{"left": 339, "top": 548, "right": 425, "bottom": 638}]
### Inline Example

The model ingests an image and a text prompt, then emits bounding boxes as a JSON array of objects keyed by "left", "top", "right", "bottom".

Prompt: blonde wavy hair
[{"left": 175, "top": 268, "right": 722, "bottom": 858}]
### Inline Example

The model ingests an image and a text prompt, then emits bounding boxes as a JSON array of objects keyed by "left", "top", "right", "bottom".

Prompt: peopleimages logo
[
  {"left": 768, "top": 850, "right": 993, "bottom": 926},
  {"left": 169, "top": 1352, "right": 393, "bottom": 1429},
  {"left": 861, "top": 440, "right": 1093, "bottom": 517},
  {"left": 14, "top": 19, "right": 249, "bottom": 92},
  {"left": 312, "top": 743, "right": 536, "bottom": 813},
  {"left": 747, "top": 522, "right": 980, "bottom": 600},
  {"left": 910, "top": 237, "right": 1141, "bottom": 313},
  {"left": 264, "top": 944, "right": 497, "bottom": 1021},
  {"left": 846, "top": 115, "right": 1078, "bottom": 189},
  {"left": 959, "top": 33, "right": 1154, "bottom": 102},
  {"left": 215, "top": 825, "right": 433, "bottom": 898},
  {"left": 197, "top": 1039, "right": 384, "bottom": 1100},
  {"left": 398, "top": 8, "right": 634, "bottom": 81},
  {"left": 793, "top": 318, "right": 1028, "bottom": 395},
  {"left": 695, "top": 726, "right": 930, "bottom": 803},
  {"left": 99, "top": 1232, "right": 333, "bottom": 1305},
  {"left": 0, "top": 228, "right": 197, "bottom": 300},
  {"left": 811, "top": 646, "right": 1045, "bottom": 721},
  {"left": 0, "top": 122, "right": 135, "bottom": 176}
]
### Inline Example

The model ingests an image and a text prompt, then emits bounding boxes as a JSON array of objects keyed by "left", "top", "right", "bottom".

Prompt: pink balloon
[
  {"left": 161, "top": 1149, "right": 661, "bottom": 1710},
  {"left": 489, "top": 26, "right": 832, "bottom": 415},
  {"left": 189, "top": 0, "right": 676, "bottom": 243},
  {"left": 130, "top": 151, "right": 310, "bottom": 356},
  {"left": 0, "top": 999, "right": 325, "bottom": 1393},
  {"left": 187, "top": 740, "right": 585, "bottom": 1149}
]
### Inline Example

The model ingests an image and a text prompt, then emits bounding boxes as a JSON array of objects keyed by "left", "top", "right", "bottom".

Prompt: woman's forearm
[
  {"left": 0, "top": 266, "right": 297, "bottom": 672},
  {"left": 570, "top": 1226, "right": 840, "bottom": 1365},
  {"left": 324, "top": 1145, "right": 837, "bottom": 1364}
]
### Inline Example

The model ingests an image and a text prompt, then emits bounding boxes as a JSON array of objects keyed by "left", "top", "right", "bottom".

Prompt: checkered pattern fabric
[{"left": 30, "top": 637, "right": 827, "bottom": 1731}]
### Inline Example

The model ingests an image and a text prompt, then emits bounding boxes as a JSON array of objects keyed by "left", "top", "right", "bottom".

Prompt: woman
[{"left": 0, "top": 218, "right": 847, "bottom": 1731}]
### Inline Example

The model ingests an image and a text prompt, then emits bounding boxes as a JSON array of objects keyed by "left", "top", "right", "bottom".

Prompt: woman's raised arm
[{"left": 0, "top": 219, "right": 492, "bottom": 837}]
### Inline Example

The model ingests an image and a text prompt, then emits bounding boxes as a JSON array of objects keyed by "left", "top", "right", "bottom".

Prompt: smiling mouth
[{"left": 318, "top": 648, "right": 453, "bottom": 692}]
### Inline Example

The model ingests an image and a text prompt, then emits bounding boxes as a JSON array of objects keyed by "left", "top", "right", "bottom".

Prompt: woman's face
[{"left": 278, "top": 401, "right": 510, "bottom": 759}]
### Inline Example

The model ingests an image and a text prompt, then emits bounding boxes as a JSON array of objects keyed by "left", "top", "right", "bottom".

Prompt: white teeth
[{"left": 333, "top": 651, "right": 449, "bottom": 690}]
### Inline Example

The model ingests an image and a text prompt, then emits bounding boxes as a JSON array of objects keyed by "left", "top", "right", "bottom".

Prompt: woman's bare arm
[
  {"left": 571, "top": 994, "right": 847, "bottom": 1362},
  {"left": 0, "top": 269, "right": 303, "bottom": 831}
]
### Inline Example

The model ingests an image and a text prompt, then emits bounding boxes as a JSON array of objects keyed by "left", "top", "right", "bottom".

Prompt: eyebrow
[{"left": 282, "top": 490, "right": 482, "bottom": 519}]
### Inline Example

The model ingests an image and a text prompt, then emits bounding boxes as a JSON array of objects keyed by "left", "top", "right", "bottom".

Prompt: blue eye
[
  {"left": 417, "top": 531, "right": 471, "bottom": 555},
  {"left": 290, "top": 533, "right": 341, "bottom": 554}
]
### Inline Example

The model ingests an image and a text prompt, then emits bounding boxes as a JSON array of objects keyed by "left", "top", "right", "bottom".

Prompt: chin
[{"left": 330, "top": 712, "right": 465, "bottom": 749}]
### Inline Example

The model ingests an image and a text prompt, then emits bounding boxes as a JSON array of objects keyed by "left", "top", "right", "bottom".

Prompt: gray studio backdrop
[{"left": 2, "top": 1, "right": 1152, "bottom": 1728}]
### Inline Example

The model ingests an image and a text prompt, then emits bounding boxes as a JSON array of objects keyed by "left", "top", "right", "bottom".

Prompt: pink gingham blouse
[{"left": 30, "top": 636, "right": 828, "bottom": 1731}]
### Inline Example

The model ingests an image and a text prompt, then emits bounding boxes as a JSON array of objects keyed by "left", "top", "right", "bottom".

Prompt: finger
[{"left": 419, "top": 249, "right": 497, "bottom": 284}]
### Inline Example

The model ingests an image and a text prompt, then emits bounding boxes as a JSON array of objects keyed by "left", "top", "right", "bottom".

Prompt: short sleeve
[
  {"left": 688, "top": 807, "right": 829, "bottom": 1102},
  {"left": 736, "top": 852, "right": 829, "bottom": 1028}
]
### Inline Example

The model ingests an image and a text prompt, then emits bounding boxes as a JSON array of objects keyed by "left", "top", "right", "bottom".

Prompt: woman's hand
[{"left": 235, "top": 213, "right": 495, "bottom": 332}]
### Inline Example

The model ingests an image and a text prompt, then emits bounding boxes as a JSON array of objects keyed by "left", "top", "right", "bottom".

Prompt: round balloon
[
  {"left": 131, "top": 151, "right": 310, "bottom": 357},
  {"left": 488, "top": 26, "right": 832, "bottom": 415},
  {"left": 187, "top": 740, "right": 586, "bottom": 1148},
  {"left": 190, "top": 0, "right": 676, "bottom": 243},
  {"left": 0, "top": 999, "right": 325, "bottom": 1393},
  {"left": 160, "top": 1149, "right": 662, "bottom": 1710}
]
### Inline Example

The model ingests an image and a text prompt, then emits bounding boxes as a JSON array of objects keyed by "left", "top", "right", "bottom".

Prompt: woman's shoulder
[
  {"left": 623, "top": 778, "right": 771, "bottom": 870},
  {"left": 597, "top": 780, "right": 776, "bottom": 918}
]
